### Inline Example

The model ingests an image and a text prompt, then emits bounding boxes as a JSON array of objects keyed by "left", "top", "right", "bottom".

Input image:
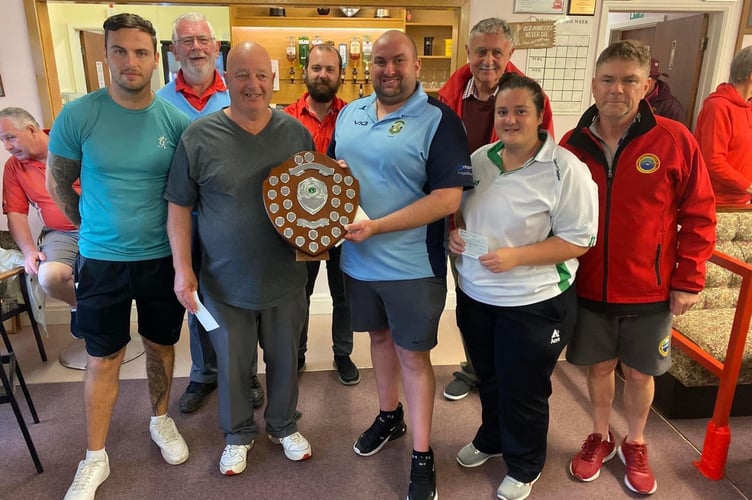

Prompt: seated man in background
[{"left": 0, "top": 106, "right": 80, "bottom": 335}]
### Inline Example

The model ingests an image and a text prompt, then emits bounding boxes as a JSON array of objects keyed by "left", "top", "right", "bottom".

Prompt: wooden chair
[{"left": 0, "top": 350, "right": 43, "bottom": 472}]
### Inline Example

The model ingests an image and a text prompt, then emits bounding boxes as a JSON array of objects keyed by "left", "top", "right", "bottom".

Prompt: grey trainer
[{"left": 456, "top": 442, "right": 503, "bottom": 468}]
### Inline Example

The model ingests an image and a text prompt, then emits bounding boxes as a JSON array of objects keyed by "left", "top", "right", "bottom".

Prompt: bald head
[
  {"left": 227, "top": 41, "right": 272, "bottom": 74},
  {"left": 225, "top": 41, "right": 275, "bottom": 118},
  {"left": 371, "top": 30, "right": 421, "bottom": 111},
  {"left": 373, "top": 30, "right": 418, "bottom": 60}
]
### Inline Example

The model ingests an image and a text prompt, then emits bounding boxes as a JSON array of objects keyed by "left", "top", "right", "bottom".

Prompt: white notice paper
[
  {"left": 192, "top": 291, "right": 219, "bottom": 331},
  {"left": 459, "top": 229, "right": 489, "bottom": 259}
]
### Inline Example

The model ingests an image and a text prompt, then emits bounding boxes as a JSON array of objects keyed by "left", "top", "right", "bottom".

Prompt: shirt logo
[
  {"left": 354, "top": 120, "right": 369, "bottom": 126},
  {"left": 550, "top": 329, "right": 560, "bottom": 344},
  {"left": 158, "top": 135, "right": 169, "bottom": 150},
  {"left": 389, "top": 120, "right": 406, "bottom": 135},
  {"left": 456, "top": 164, "right": 472, "bottom": 176},
  {"left": 636, "top": 153, "right": 660, "bottom": 174}
]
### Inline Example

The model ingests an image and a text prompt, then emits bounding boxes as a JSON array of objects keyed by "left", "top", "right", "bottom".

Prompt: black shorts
[{"left": 74, "top": 255, "right": 185, "bottom": 357}]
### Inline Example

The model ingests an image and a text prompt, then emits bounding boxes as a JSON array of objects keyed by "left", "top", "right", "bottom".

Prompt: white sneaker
[
  {"left": 268, "top": 431, "right": 312, "bottom": 461},
  {"left": 149, "top": 415, "right": 189, "bottom": 465},
  {"left": 219, "top": 442, "right": 254, "bottom": 475},
  {"left": 497, "top": 473, "right": 540, "bottom": 500},
  {"left": 64, "top": 453, "right": 110, "bottom": 500}
]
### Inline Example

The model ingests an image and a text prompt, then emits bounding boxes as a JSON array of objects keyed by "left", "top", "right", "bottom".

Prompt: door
[
  {"left": 614, "top": 14, "right": 708, "bottom": 127},
  {"left": 80, "top": 30, "right": 110, "bottom": 92},
  {"left": 651, "top": 14, "right": 708, "bottom": 126}
]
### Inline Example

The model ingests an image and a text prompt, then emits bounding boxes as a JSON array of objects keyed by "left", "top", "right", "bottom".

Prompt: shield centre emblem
[{"left": 298, "top": 178, "right": 327, "bottom": 215}]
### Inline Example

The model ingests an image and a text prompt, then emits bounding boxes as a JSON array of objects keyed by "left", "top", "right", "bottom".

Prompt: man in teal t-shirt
[{"left": 47, "top": 13, "right": 190, "bottom": 500}]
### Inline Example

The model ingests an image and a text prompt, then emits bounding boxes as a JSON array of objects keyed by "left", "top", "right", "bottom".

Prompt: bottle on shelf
[
  {"left": 286, "top": 36, "right": 297, "bottom": 83},
  {"left": 338, "top": 43, "right": 348, "bottom": 83},
  {"left": 362, "top": 35, "right": 373, "bottom": 83},
  {"left": 349, "top": 36, "right": 361, "bottom": 84},
  {"left": 423, "top": 36, "right": 434, "bottom": 56},
  {"left": 298, "top": 35, "right": 310, "bottom": 74},
  {"left": 312, "top": 35, "right": 323, "bottom": 47}
]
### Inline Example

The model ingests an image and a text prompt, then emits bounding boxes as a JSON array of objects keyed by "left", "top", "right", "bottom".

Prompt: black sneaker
[
  {"left": 408, "top": 448, "right": 437, "bottom": 500},
  {"left": 353, "top": 403, "right": 407, "bottom": 456},
  {"left": 179, "top": 381, "right": 217, "bottom": 413},
  {"left": 333, "top": 355, "right": 360, "bottom": 385},
  {"left": 250, "top": 375, "right": 264, "bottom": 408}
]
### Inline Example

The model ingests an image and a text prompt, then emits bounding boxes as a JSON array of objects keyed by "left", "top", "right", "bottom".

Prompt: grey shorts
[
  {"left": 345, "top": 275, "right": 446, "bottom": 352},
  {"left": 38, "top": 228, "right": 79, "bottom": 268},
  {"left": 565, "top": 306, "right": 673, "bottom": 376}
]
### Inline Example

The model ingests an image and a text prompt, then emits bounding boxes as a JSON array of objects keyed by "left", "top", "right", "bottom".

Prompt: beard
[
  {"left": 181, "top": 60, "right": 215, "bottom": 85},
  {"left": 306, "top": 78, "right": 340, "bottom": 103}
]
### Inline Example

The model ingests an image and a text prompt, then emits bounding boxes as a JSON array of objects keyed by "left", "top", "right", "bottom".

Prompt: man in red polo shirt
[
  {"left": 283, "top": 43, "right": 359, "bottom": 386},
  {"left": 0, "top": 106, "right": 80, "bottom": 335}
]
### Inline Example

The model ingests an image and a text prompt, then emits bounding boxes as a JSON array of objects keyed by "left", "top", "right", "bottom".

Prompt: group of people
[{"left": 2, "top": 9, "right": 751, "bottom": 500}]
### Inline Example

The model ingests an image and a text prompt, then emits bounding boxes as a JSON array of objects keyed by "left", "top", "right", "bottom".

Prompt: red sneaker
[
  {"left": 569, "top": 431, "right": 616, "bottom": 481},
  {"left": 618, "top": 437, "right": 657, "bottom": 495}
]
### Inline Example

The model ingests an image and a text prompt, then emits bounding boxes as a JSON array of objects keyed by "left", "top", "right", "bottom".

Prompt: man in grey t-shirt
[{"left": 166, "top": 42, "right": 315, "bottom": 475}]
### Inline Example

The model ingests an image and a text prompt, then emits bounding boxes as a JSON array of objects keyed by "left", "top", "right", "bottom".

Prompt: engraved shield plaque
[{"left": 263, "top": 151, "right": 360, "bottom": 257}]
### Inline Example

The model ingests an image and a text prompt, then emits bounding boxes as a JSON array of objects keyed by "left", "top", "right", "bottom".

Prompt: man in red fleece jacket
[
  {"left": 561, "top": 40, "right": 715, "bottom": 496},
  {"left": 694, "top": 45, "right": 752, "bottom": 204},
  {"left": 437, "top": 17, "right": 555, "bottom": 401}
]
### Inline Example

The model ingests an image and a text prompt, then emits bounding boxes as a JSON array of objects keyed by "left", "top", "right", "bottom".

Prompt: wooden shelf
[
  {"left": 406, "top": 23, "right": 454, "bottom": 28},
  {"left": 233, "top": 16, "right": 405, "bottom": 29}
]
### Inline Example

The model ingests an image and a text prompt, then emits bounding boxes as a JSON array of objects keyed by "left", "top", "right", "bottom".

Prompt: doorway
[
  {"left": 611, "top": 14, "right": 708, "bottom": 128},
  {"left": 79, "top": 30, "right": 110, "bottom": 92}
]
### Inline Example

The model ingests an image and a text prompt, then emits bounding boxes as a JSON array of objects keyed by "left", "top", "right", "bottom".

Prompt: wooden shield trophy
[{"left": 263, "top": 151, "right": 359, "bottom": 260}]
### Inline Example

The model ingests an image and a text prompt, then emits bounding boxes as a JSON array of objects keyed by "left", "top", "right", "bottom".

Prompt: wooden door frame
[
  {"left": 23, "top": 0, "right": 470, "bottom": 127},
  {"left": 599, "top": 0, "right": 740, "bottom": 125}
]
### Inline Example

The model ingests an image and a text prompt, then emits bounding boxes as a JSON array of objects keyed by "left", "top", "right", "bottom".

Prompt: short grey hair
[
  {"left": 729, "top": 46, "right": 752, "bottom": 84},
  {"left": 0, "top": 107, "right": 40, "bottom": 129},
  {"left": 172, "top": 12, "right": 216, "bottom": 42},
  {"left": 469, "top": 17, "right": 515, "bottom": 46}
]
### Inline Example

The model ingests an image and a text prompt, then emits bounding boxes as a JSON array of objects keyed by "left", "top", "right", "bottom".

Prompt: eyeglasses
[{"left": 176, "top": 36, "right": 214, "bottom": 48}]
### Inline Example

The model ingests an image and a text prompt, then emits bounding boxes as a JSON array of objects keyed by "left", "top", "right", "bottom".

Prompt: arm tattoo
[{"left": 47, "top": 153, "right": 82, "bottom": 226}]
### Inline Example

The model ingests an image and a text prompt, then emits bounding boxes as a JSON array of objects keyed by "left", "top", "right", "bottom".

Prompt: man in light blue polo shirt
[{"left": 329, "top": 30, "right": 473, "bottom": 500}]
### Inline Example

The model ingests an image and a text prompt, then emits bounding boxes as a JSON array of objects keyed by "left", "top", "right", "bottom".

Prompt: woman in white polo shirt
[{"left": 450, "top": 73, "right": 598, "bottom": 500}]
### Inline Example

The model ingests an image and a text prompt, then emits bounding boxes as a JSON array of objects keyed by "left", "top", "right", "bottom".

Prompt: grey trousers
[{"left": 203, "top": 291, "right": 306, "bottom": 445}]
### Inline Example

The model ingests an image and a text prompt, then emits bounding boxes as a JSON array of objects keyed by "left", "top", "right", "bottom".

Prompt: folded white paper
[
  {"left": 192, "top": 290, "right": 219, "bottom": 331},
  {"left": 458, "top": 229, "right": 489, "bottom": 259}
]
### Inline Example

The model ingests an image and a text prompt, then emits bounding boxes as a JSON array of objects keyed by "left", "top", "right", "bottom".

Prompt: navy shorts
[
  {"left": 74, "top": 255, "right": 185, "bottom": 357},
  {"left": 345, "top": 275, "right": 446, "bottom": 352}
]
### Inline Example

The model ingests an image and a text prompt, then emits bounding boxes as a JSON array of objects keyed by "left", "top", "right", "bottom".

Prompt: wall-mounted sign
[
  {"left": 514, "top": 0, "right": 564, "bottom": 15},
  {"left": 567, "top": 0, "right": 597, "bottom": 16},
  {"left": 629, "top": 12, "right": 646, "bottom": 20},
  {"left": 510, "top": 21, "right": 556, "bottom": 49}
]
